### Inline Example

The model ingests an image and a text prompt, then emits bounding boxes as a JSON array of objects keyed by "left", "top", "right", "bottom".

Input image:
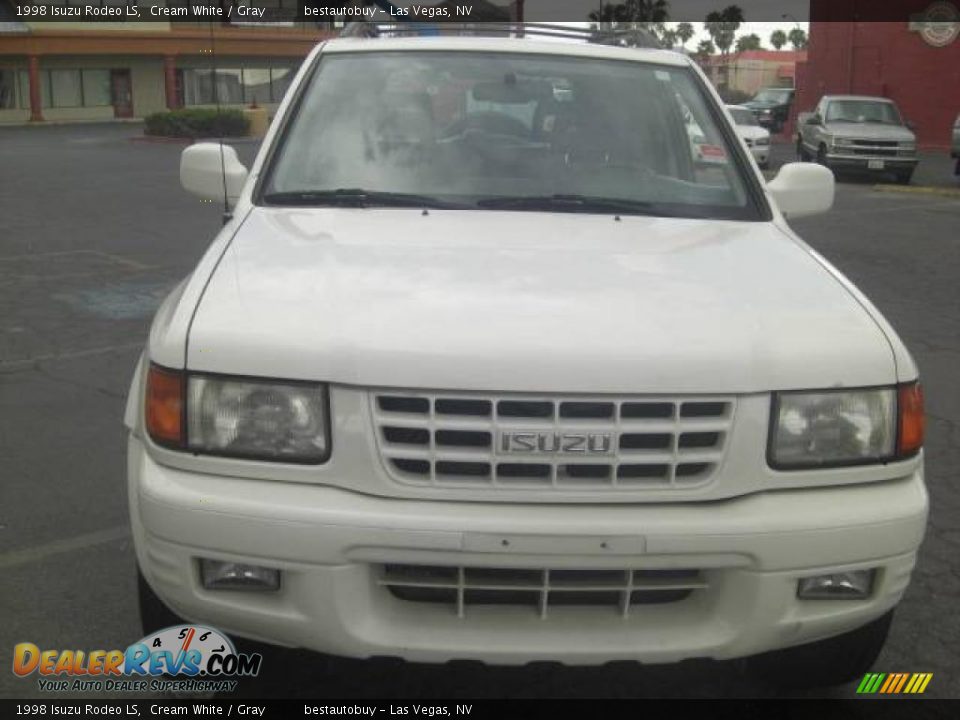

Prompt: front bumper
[
  {"left": 825, "top": 154, "right": 918, "bottom": 171},
  {"left": 748, "top": 145, "right": 770, "bottom": 165},
  {"left": 130, "top": 436, "right": 927, "bottom": 665}
]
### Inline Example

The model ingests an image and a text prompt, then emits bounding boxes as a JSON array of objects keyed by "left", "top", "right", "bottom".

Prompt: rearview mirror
[
  {"left": 767, "top": 162, "right": 835, "bottom": 219},
  {"left": 180, "top": 142, "right": 248, "bottom": 207}
]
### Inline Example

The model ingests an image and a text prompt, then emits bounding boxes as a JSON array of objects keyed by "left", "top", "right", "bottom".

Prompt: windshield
[
  {"left": 262, "top": 51, "right": 760, "bottom": 220},
  {"left": 753, "top": 89, "right": 791, "bottom": 104},
  {"left": 825, "top": 100, "right": 903, "bottom": 125},
  {"left": 728, "top": 107, "right": 758, "bottom": 126}
]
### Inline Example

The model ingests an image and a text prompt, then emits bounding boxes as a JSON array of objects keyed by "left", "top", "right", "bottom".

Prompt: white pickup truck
[{"left": 125, "top": 26, "right": 927, "bottom": 690}]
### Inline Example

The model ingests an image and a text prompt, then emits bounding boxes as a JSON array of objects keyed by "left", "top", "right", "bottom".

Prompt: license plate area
[{"left": 868, "top": 159, "right": 885, "bottom": 169}]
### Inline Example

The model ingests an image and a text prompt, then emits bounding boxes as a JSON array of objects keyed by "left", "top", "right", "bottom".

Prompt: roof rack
[{"left": 339, "top": 22, "right": 662, "bottom": 49}]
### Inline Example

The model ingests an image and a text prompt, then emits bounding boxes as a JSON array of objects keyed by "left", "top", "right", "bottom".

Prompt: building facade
[
  {"left": 0, "top": 0, "right": 336, "bottom": 124},
  {"left": 702, "top": 50, "right": 807, "bottom": 97},
  {"left": 795, "top": 0, "right": 960, "bottom": 148}
]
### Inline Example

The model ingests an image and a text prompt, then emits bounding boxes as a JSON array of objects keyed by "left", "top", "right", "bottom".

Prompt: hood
[
  {"left": 825, "top": 122, "right": 915, "bottom": 142},
  {"left": 736, "top": 125, "right": 770, "bottom": 142},
  {"left": 744, "top": 100, "right": 783, "bottom": 111},
  {"left": 186, "top": 208, "right": 895, "bottom": 393}
]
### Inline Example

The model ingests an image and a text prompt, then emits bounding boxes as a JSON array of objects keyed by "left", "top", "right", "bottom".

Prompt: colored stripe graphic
[
  {"left": 893, "top": 673, "right": 910, "bottom": 693},
  {"left": 857, "top": 672, "right": 932, "bottom": 694}
]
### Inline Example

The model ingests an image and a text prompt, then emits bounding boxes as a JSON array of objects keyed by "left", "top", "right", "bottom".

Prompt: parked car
[
  {"left": 727, "top": 104, "right": 771, "bottom": 168},
  {"left": 127, "top": 26, "right": 927, "bottom": 690},
  {"left": 797, "top": 95, "right": 918, "bottom": 184},
  {"left": 743, "top": 87, "right": 794, "bottom": 133}
]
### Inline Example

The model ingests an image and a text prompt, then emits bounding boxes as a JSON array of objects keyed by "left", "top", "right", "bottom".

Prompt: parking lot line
[
  {"left": 0, "top": 525, "right": 130, "bottom": 570},
  {"left": 0, "top": 342, "right": 143, "bottom": 371}
]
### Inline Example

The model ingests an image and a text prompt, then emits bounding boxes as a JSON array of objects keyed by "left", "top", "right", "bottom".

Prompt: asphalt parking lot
[{"left": 1, "top": 124, "right": 959, "bottom": 700}]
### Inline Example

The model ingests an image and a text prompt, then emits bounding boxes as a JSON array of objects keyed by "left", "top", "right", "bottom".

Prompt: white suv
[{"left": 125, "top": 28, "right": 928, "bottom": 689}]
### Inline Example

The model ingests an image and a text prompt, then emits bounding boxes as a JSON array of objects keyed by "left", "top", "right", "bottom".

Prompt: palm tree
[
  {"left": 675, "top": 21, "right": 695, "bottom": 49},
  {"left": 588, "top": 0, "right": 671, "bottom": 43},
  {"left": 704, "top": 5, "right": 744, "bottom": 88},
  {"left": 788, "top": 27, "right": 808, "bottom": 49},
  {"left": 695, "top": 38, "right": 716, "bottom": 61},
  {"left": 735, "top": 33, "right": 762, "bottom": 52},
  {"left": 704, "top": 5, "right": 744, "bottom": 55},
  {"left": 769, "top": 28, "right": 787, "bottom": 50}
]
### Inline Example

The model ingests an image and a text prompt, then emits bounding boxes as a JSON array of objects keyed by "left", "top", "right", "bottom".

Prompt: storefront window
[
  {"left": 241, "top": 68, "right": 272, "bottom": 105},
  {"left": 81, "top": 69, "right": 111, "bottom": 106},
  {"left": 182, "top": 68, "right": 244, "bottom": 105},
  {"left": 50, "top": 69, "right": 82, "bottom": 108},
  {"left": 0, "top": 70, "right": 17, "bottom": 110},
  {"left": 181, "top": 65, "right": 299, "bottom": 106}
]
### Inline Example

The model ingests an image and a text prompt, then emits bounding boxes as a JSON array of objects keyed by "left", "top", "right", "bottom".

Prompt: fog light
[
  {"left": 199, "top": 559, "right": 281, "bottom": 591},
  {"left": 797, "top": 569, "right": 875, "bottom": 599}
]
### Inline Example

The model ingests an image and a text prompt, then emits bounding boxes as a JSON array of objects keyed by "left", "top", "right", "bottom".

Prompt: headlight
[
  {"left": 769, "top": 387, "right": 898, "bottom": 469},
  {"left": 833, "top": 137, "right": 855, "bottom": 147},
  {"left": 761, "top": 109, "right": 772, "bottom": 115},
  {"left": 900, "top": 141, "right": 916, "bottom": 150},
  {"left": 754, "top": 137, "right": 770, "bottom": 146},
  {"left": 144, "top": 364, "right": 330, "bottom": 463},
  {"left": 188, "top": 375, "right": 329, "bottom": 463}
]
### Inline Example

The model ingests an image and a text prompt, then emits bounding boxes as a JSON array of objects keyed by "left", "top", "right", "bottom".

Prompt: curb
[
  {"left": 128, "top": 135, "right": 261, "bottom": 145},
  {"left": 129, "top": 135, "right": 193, "bottom": 145},
  {"left": 872, "top": 184, "right": 960, "bottom": 198}
]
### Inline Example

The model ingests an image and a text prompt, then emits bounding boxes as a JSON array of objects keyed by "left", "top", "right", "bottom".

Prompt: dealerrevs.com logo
[{"left": 13, "top": 625, "right": 262, "bottom": 693}]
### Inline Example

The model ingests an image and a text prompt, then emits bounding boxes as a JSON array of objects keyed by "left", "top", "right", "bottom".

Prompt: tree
[
  {"left": 661, "top": 28, "right": 678, "bottom": 47},
  {"left": 788, "top": 27, "right": 808, "bottom": 49},
  {"left": 704, "top": 5, "right": 744, "bottom": 88},
  {"left": 704, "top": 5, "right": 744, "bottom": 56},
  {"left": 675, "top": 21, "right": 695, "bottom": 48},
  {"left": 769, "top": 28, "right": 787, "bottom": 50},
  {"left": 588, "top": 0, "right": 669, "bottom": 25},
  {"left": 588, "top": 1, "right": 671, "bottom": 46},
  {"left": 695, "top": 38, "right": 716, "bottom": 60},
  {"left": 735, "top": 33, "right": 762, "bottom": 52}
]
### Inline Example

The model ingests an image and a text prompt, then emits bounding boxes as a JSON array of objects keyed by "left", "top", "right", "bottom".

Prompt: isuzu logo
[{"left": 498, "top": 431, "right": 614, "bottom": 455}]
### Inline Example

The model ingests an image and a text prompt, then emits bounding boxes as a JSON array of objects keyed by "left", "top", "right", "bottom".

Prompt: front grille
[
  {"left": 373, "top": 391, "right": 734, "bottom": 491},
  {"left": 852, "top": 139, "right": 899, "bottom": 148},
  {"left": 850, "top": 147, "right": 899, "bottom": 156},
  {"left": 379, "top": 564, "right": 706, "bottom": 618}
]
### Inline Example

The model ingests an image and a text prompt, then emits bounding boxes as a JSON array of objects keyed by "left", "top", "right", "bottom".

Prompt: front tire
[
  {"left": 894, "top": 169, "right": 914, "bottom": 185},
  {"left": 816, "top": 143, "right": 829, "bottom": 167},
  {"left": 797, "top": 139, "right": 811, "bottom": 162},
  {"left": 746, "top": 610, "right": 894, "bottom": 690}
]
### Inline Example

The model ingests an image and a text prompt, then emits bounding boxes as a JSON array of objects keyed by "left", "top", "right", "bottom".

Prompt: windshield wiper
[
  {"left": 262, "top": 188, "right": 465, "bottom": 209},
  {"left": 476, "top": 194, "right": 683, "bottom": 217}
]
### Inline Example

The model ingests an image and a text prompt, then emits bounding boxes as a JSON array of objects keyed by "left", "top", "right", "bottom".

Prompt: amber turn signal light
[
  {"left": 146, "top": 364, "right": 184, "bottom": 447},
  {"left": 897, "top": 382, "right": 924, "bottom": 457}
]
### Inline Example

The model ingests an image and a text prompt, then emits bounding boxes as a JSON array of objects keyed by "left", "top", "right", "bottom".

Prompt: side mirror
[
  {"left": 807, "top": 115, "right": 822, "bottom": 126},
  {"left": 767, "top": 162, "right": 835, "bottom": 219},
  {"left": 180, "top": 142, "right": 248, "bottom": 207},
  {"left": 905, "top": 119, "right": 916, "bottom": 131}
]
